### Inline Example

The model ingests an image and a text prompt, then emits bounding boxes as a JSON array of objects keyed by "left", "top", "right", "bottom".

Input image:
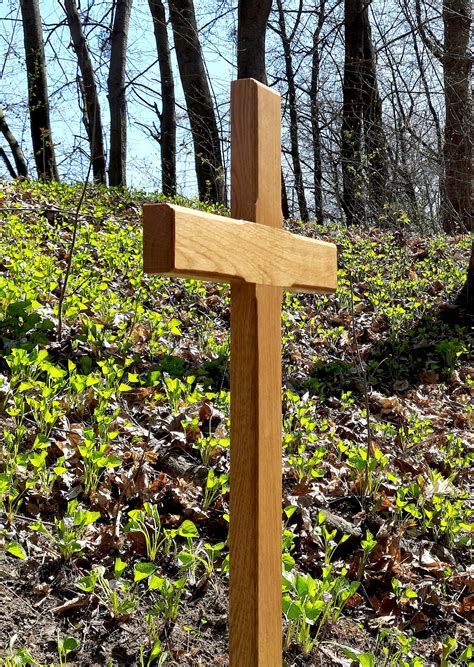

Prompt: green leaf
[
  {"left": 283, "top": 504, "right": 297, "bottom": 519},
  {"left": 458, "top": 644, "right": 473, "bottom": 660},
  {"left": 6, "top": 541, "right": 27, "bottom": 560},
  {"left": 29, "top": 450, "right": 48, "bottom": 468},
  {"left": 134, "top": 562, "right": 156, "bottom": 581},
  {"left": 104, "top": 455, "right": 122, "bottom": 468},
  {"left": 47, "top": 365, "right": 66, "bottom": 379},
  {"left": 18, "top": 381, "right": 34, "bottom": 392},
  {"left": 83, "top": 510, "right": 101, "bottom": 526},
  {"left": 339, "top": 646, "right": 375, "bottom": 667},
  {"left": 282, "top": 596, "right": 302, "bottom": 620},
  {"left": 149, "top": 574, "right": 165, "bottom": 591},
  {"left": 149, "top": 639, "right": 163, "bottom": 660},
  {"left": 29, "top": 520, "right": 48, "bottom": 534},
  {"left": 404, "top": 588, "right": 418, "bottom": 599},
  {"left": 60, "top": 636, "right": 80, "bottom": 653},
  {"left": 294, "top": 575, "right": 309, "bottom": 597},
  {"left": 178, "top": 520, "right": 198, "bottom": 538},
  {"left": 114, "top": 557, "right": 128, "bottom": 578},
  {"left": 76, "top": 574, "right": 96, "bottom": 593}
]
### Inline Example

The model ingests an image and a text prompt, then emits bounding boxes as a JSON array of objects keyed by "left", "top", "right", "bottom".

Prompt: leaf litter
[{"left": 0, "top": 181, "right": 472, "bottom": 665}]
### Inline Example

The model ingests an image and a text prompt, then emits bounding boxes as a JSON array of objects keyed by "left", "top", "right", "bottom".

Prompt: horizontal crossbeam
[{"left": 143, "top": 203, "right": 337, "bottom": 293}]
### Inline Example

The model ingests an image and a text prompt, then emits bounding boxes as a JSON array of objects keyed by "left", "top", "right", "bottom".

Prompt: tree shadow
[{"left": 307, "top": 305, "right": 473, "bottom": 399}]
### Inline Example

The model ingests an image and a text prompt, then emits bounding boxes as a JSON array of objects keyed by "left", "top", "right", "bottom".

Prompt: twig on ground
[
  {"left": 57, "top": 162, "right": 92, "bottom": 340},
  {"left": 348, "top": 271, "right": 373, "bottom": 501}
]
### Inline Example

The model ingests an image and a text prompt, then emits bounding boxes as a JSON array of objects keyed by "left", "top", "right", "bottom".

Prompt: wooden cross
[{"left": 143, "top": 79, "right": 337, "bottom": 666}]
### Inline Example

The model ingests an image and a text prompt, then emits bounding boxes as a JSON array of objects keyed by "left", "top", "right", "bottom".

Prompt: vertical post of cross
[{"left": 229, "top": 79, "right": 283, "bottom": 666}]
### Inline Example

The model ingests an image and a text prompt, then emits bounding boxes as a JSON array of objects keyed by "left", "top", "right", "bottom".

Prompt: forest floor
[{"left": 0, "top": 180, "right": 472, "bottom": 666}]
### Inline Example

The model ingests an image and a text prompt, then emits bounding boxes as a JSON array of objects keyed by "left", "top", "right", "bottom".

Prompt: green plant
[
  {"left": 391, "top": 577, "right": 418, "bottom": 604},
  {"left": 440, "top": 637, "right": 473, "bottom": 666},
  {"left": 338, "top": 627, "right": 428, "bottom": 666},
  {"left": 357, "top": 530, "right": 378, "bottom": 580},
  {"left": 77, "top": 427, "right": 122, "bottom": 496},
  {"left": 435, "top": 338, "right": 467, "bottom": 371},
  {"left": 313, "top": 511, "right": 351, "bottom": 565},
  {"left": 139, "top": 640, "right": 169, "bottom": 667},
  {"left": 347, "top": 443, "right": 389, "bottom": 497},
  {"left": 57, "top": 636, "right": 80, "bottom": 667},
  {"left": 193, "top": 432, "right": 230, "bottom": 467},
  {"left": 0, "top": 635, "right": 39, "bottom": 666},
  {"left": 287, "top": 444, "right": 325, "bottom": 483},
  {"left": 125, "top": 503, "right": 198, "bottom": 561},
  {"left": 162, "top": 374, "right": 197, "bottom": 412},
  {"left": 147, "top": 575, "right": 187, "bottom": 623},
  {"left": 178, "top": 540, "right": 226, "bottom": 583},
  {"left": 203, "top": 469, "right": 229, "bottom": 509},
  {"left": 126, "top": 502, "right": 164, "bottom": 561},
  {"left": 29, "top": 500, "right": 100, "bottom": 560},
  {"left": 337, "top": 646, "right": 376, "bottom": 667},
  {"left": 76, "top": 559, "right": 139, "bottom": 618},
  {"left": 282, "top": 566, "right": 359, "bottom": 654}
]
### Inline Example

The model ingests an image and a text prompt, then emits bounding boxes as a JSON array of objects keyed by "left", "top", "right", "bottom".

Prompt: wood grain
[
  {"left": 142, "top": 77, "right": 339, "bottom": 667},
  {"left": 229, "top": 78, "right": 283, "bottom": 667},
  {"left": 143, "top": 203, "right": 337, "bottom": 293}
]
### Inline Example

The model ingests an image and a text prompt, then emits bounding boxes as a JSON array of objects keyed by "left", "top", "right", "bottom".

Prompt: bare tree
[
  {"left": 168, "top": 0, "right": 224, "bottom": 203},
  {"left": 19, "top": 0, "right": 59, "bottom": 181},
  {"left": 148, "top": 0, "right": 176, "bottom": 196},
  {"left": 310, "top": 0, "right": 326, "bottom": 225},
  {"left": 276, "top": 0, "right": 309, "bottom": 222},
  {"left": 360, "top": 5, "right": 389, "bottom": 213},
  {"left": 237, "top": 0, "right": 273, "bottom": 83},
  {"left": 446, "top": 0, "right": 473, "bottom": 314},
  {"left": 341, "top": 0, "right": 389, "bottom": 224},
  {"left": 341, "top": 0, "right": 365, "bottom": 225},
  {"left": 442, "top": 0, "right": 472, "bottom": 234},
  {"left": 64, "top": 0, "right": 106, "bottom": 184},
  {"left": 0, "top": 105, "right": 28, "bottom": 178},
  {"left": 108, "top": 0, "right": 132, "bottom": 187},
  {"left": 0, "top": 148, "right": 17, "bottom": 178},
  {"left": 237, "top": 0, "right": 289, "bottom": 218}
]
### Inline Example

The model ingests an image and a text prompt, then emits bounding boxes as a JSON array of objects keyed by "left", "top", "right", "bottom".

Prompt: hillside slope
[{"left": 0, "top": 181, "right": 472, "bottom": 666}]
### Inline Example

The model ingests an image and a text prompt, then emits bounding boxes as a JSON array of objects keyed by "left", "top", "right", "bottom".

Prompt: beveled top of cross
[{"left": 143, "top": 79, "right": 337, "bottom": 295}]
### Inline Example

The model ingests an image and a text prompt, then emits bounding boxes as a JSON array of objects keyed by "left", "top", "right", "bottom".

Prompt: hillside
[{"left": 0, "top": 181, "right": 472, "bottom": 666}]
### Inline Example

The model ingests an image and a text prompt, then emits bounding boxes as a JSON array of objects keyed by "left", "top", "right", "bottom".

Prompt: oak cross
[{"left": 143, "top": 79, "right": 337, "bottom": 666}]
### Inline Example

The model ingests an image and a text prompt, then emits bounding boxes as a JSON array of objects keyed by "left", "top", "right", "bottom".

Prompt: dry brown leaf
[{"left": 457, "top": 594, "right": 474, "bottom": 616}]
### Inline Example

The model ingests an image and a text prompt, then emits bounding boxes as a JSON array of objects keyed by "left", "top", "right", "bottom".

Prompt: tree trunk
[
  {"left": 442, "top": 0, "right": 472, "bottom": 234},
  {"left": 148, "top": 0, "right": 176, "bottom": 196},
  {"left": 237, "top": 0, "right": 272, "bottom": 83},
  {"left": 456, "top": 242, "right": 474, "bottom": 315},
  {"left": 411, "top": 30, "right": 444, "bottom": 224},
  {"left": 0, "top": 105, "right": 28, "bottom": 178},
  {"left": 342, "top": 0, "right": 389, "bottom": 224},
  {"left": 0, "top": 148, "right": 17, "bottom": 178},
  {"left": 20, "top": 0, "right": 58, "bottom": 181},
  {"left": 108, "top": 0, "right": 132, "bottom": 187},
  {"left": 360, "top": 6, "right": 389, "bottom": 216},
  {"left": 237, "top": 0, "right": 289, "bottom": 218},
  {"left": 341, "top": 0, "right": 364, "bottom": 225},
  {"left": 64, "top": 0, "right": 106, "bottom": 185},
  {"left": 310, "top": 1, "right": 325, "bottom": 225},
  {"left": 169, "top": 0, "right": 224, "bottom": 204},
  {"left": 276, "top": 0, "right": 309, "bottom": 222}
]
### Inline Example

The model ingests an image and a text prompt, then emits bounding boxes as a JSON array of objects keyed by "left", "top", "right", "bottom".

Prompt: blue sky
[{"left": 0, "top": 0, "right": 235, "bottom": 193}]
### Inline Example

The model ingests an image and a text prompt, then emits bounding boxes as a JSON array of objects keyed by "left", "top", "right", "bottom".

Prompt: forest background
[{"left": 0, "top": 1, "right": 472, "bottom": 664}]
